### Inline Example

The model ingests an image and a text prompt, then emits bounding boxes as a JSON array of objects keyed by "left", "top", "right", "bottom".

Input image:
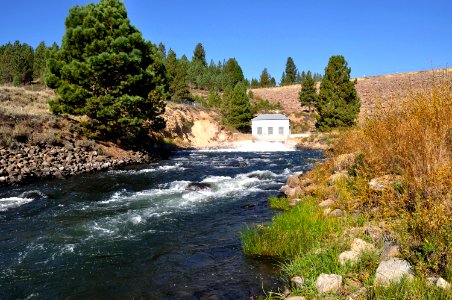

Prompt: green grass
[
  {"left": 372, "top": 277, "right": 452, "bottom": 300},
  {"left": 268, "top": 196, "right": 290, "bottom": 211},
  {"left": 241, "top": 197, "right": 342, "bottom": 258}
]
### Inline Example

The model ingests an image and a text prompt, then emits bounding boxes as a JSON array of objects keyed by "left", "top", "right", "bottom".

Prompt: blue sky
[{"left": 0, "top": 0, "right": 451, "bottom": 80}]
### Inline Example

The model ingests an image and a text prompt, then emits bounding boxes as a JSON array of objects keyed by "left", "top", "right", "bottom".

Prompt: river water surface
[{"left": 0, "top": 147, "right": 322, "bottom": 299}]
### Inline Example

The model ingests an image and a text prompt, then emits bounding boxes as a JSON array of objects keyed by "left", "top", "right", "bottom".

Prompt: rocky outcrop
[{"left": 0, "top": 143, "right": 152, "bottom": 185}]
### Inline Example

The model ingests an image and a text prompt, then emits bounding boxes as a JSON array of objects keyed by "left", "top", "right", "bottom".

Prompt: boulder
[
  {"left": 374, "top": 259, "right": 414, "bottom": 286},
  {"left": 316, "top": 273, "right": 342, "bottom": 294}
]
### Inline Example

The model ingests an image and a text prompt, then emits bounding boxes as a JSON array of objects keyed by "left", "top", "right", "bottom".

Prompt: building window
[
  {"left": 279, "top": 127, "right": 284, "bottom": 135},
  {"left": 268, "top": 127, "right": 273, "bottom": 135},
  {"left": 257, "top": 127, "right": 262, "bottom": 135}
]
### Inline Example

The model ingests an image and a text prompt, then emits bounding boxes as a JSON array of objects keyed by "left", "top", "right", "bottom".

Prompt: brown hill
[{"left": 251, "top": 68, "right": 452, "bottom": 119}]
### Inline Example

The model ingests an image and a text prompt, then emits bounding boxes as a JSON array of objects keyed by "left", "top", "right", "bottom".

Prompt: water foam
[
  {"left": 200, "top": 140, "right": 297, "bottom": 152},
  {"left": 0, "top": 197, "right": 34, "bottom": 211}
]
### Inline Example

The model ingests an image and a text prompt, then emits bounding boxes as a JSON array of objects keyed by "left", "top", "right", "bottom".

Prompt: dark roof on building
[{"left": 252, "top": 114, "right": 289, "bottom": 121}]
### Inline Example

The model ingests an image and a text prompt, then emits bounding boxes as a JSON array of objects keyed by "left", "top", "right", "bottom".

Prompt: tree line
[
  {"left": 0, "top": 41, "right": 58, "bottom": 85},
  {"left": 2, "top": 0, "right": 359, "bottom": 144}
]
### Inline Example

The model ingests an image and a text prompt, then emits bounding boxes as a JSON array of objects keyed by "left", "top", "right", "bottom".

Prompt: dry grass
[{"left": 332, "top": 73, "right": 452, "bottom": 278}]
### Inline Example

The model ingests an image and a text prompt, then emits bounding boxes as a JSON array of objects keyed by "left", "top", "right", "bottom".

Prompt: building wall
[{"left": 251, "top": 119, "right": 291, "bottom": 141}]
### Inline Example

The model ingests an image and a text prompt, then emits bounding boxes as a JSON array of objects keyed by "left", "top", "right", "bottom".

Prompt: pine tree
[
  {"left": 280, "top": 72, "right": 286, "bottom": 86},
  {"left": 165, "top": 49, "right": 190, "bottom": 100},
  {"left": 46, "top": 0, "right": 167, "bottom": 141},
  {"left": 222, "top": 58, "right": 244, "bottom": 89},
  {"left": 299, "top": 70, "right": 318, "bottom": 112},
  {"left": 225, "top": 82, "right": 252, "bottom": 132},
  {"left": 317, "top": 55, "right": 360, "bottom": 131},
  {"left": 33, "top": 41, "right": 47, "bottom": 82},
  {"left": 207, "top": 89, "right": 221, "bottom": 108},
  {"left": 259, "top": 68, "right": 271, "bottom": 87},
  {"left": 192, "top": 42, "right": 207, "bottom": 66},
  {"left": 158, "top": 42, "right": 166, "bottom": 58},
  {"left": 282, "top": 57, "right": 297, "bottom": 85}
]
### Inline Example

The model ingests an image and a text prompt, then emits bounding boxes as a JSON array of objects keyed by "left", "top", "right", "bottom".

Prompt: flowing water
[{"left": 0, "top": 146, "right": 323, "bottom": 299}]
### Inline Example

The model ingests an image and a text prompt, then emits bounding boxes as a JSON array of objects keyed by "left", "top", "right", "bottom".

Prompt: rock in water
[{"left": 186, "top": 182, "right": 212, "bottom": 191}]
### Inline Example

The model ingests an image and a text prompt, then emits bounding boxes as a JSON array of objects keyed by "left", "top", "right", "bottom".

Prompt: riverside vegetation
[{"left": 241, "top": 75, "right": 452, "bottom": 299}]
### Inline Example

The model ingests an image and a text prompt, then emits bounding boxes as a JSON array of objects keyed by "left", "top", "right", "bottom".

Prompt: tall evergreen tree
[
  {"left": 46, "top": 0, "right": 167, "bottom": 141},
  {"left": 225, "top": 82, "right": 252, "bottom": 132},
  {"left": 299, "top": 70, "right": 318, "bottom": 112},
  {"left": 317, "top": 55, "right": 360, "bottom": 131},
  {"left": 12, "top": 41, "right": 34, "bottom": 85},
  {"left": 165, "top": 49, "right": 190, "bottom": 100},
  {"left": 282, "top": 57, "right": 297, "bottom": 85},
  {"left": 192, "top": 42, "right": 207, "bottom": 66},
  {"left": 158, "top": 42, "right": 166, "bottom": 58},
  {"left": 259, "top": 68, "right": 271, "bottom": 87},
  {"left": 33, "top": 41, "right": 47, "bottom": 82},
  {"left": 222, "top": 58, "right": 244, "bottom": 89},
  {"left": 280, "top": 72, "right": 286, "bottom": 86}
]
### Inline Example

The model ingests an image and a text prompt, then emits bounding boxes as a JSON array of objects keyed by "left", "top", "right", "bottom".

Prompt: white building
[{"left": 251, "top": 114, "right": 291, "bottom": 141}]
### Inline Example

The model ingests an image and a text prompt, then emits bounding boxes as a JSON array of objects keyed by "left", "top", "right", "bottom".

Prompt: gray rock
[
  {"left": 381, "top": 242, "right": 401, "bottom": 260},
  {"left": 329, "top": 209, "right": 343, "bottom": 217},
  {"left": 428, "top": 277, "right": 451, "bottom": 289},
  {"left": 316, "top": 273, "right": 342, "bottom": 294},
  {"left": 291, "top": 276, "right": 305, "bottom": 289},
  {"left": 351, "top": 238, "right": 376, "bottom": 254},
  {"left": 374, "top": 259, "right": 414, "bottom": 286}
]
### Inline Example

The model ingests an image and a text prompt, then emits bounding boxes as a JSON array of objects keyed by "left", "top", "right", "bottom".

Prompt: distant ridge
[{"left": 251, "top": 68, "right": 452, "bottom": 118}]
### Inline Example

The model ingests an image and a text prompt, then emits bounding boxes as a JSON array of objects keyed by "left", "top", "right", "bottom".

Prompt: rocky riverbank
[{"left": 0, "top": 143, "right": 157, "bottom": 185}]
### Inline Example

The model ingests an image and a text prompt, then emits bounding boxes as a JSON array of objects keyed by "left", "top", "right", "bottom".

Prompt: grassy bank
[{"left": 241, "top": 76, "right": 452, "bottom": 298}]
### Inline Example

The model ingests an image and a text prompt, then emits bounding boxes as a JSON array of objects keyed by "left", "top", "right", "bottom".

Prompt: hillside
[{"left": 251, "top": 68, "right": 452, "bottom": 119}]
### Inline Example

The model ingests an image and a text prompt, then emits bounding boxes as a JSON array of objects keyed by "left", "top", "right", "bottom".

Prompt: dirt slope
[{"left": 251, "top": 68, "right": 452, "bottom": 119}]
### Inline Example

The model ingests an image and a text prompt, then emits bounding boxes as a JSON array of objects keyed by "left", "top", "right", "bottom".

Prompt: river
[{"left": 0, "top": 146, "right": 323, "bottom": 299}]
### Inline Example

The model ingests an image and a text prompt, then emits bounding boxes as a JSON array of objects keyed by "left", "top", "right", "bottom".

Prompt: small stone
[
  {"left": 351, "top": 238, "right": 375, "bottom": 254},
  {"left": 339, "top": 251, "right": 359, "bottom": 265},
  {"left": 381, "top": 242, "right": 401, "bottom": 260},
  {"left": 319, "top": 199, "right": 335, "bottom": 208},
  {"left": 291, "top": 276, "right": 305, "bottom": 289},
  {"left": 374, "top": 259, "right": 414, "bottom": 286},
  {"left": 316, "top": 273, "right": 342, "bottom": 294},
  {"left": 436, "top": 277, "right": 451, "bottom": 289},
  {"left": 285, "top": 296, "right": 305, "bottom": 300},
  {"left": 329, "top": 209, "right": 343, "bottom": 217}
]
